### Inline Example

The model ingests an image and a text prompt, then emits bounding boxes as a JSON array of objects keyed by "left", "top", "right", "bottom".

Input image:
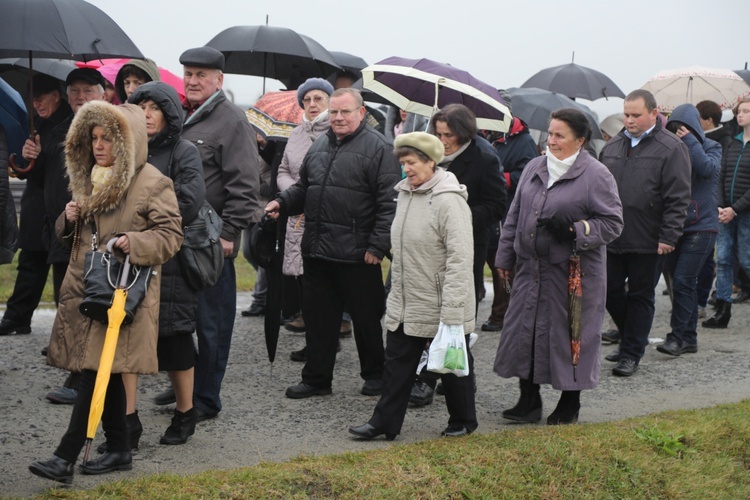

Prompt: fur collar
[{"left": 65, "top": 102, "right": 148, "bottom": 221}]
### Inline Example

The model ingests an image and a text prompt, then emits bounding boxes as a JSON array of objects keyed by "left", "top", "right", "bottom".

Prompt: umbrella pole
[
  {"left": 82, "top": 439, "right": 93, "bottom": 465},
  {"left": 8, "top": 50, "right": 36, "bottom": 175}
]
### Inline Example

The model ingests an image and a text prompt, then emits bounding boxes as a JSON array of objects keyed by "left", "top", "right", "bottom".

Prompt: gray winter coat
[
  {"left": 277, "top": 114, "right": 329, "bottom": 276},
  {"left": 385, "top": 169, "right": 475, "bottom": 337},
  {"left": 494, "top": 150, "right": 623, "bottom": 390}
]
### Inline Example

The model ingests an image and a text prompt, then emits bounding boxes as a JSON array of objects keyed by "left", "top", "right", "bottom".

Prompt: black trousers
[
  {"left": 54, "top": 370, "right": 128, "bottom": 463},
  {"left": 301, "top": 258, "right": 385, "bottom": 388},
  {"left": 369, "top": 325, "right": 478, "bottom": 436},
  {"left": 4, "top": 249, "right": 66, "bottom": 324}
]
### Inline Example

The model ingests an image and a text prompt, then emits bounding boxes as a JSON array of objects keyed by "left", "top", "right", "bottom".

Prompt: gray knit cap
[{"left": 296, "top": 78, "right": 334, "bottom": 108}]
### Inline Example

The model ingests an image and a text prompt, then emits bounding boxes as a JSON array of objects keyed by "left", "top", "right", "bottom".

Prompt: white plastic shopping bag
[{"left": 426, "top": 322, "right": 469, "bottom": 377}]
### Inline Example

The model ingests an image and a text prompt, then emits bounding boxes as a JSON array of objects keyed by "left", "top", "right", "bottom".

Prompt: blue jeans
[
  {"left": 194, "top": 259, "right": 236, "bottom": 415},
  {"left": 716, "top": 213, "right": 750, "bottom": 302},
  {"left": 667, "top": 231, "right": 716, "bottom": 346}
]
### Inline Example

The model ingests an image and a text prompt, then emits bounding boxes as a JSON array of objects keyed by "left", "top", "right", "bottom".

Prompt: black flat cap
[
  {"left": 32, "top": 74, "right": 62, "bottom": 96},
  {"left": 65, "top": 68, "right": 107, "bottom": 88},
  {"left": 179, "top": 47, "right": 225, "bottom": 71}
]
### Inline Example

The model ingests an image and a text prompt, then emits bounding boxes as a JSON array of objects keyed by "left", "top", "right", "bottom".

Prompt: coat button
[{"left": 530, "top": 233, "right": 534, "bottom": 238}]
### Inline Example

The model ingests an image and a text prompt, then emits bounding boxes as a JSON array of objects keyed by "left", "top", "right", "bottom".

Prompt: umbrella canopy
[
  {"left": 205, "top": 25, "right": 341, "bottom": 87},
  {"left": 0, "top": 57, "right": 76, "bottom": 81},
  {"left": 78, "top": 58, "right": 186, "bottom": 98},
  {"left": 641, "top": 66, "right": 750, "bottom": 113},
  {"left": 521, "top": 62, "right": 625, "bottom": 101},
  {"left": 0, "top": 0, "right": 144, "bottom": 61},
  {"left": 362, "top": 56, "right": 512, "bottom": 132},
  {"left": 0, "top": 77, "right": 30, "bottom": 157},
  {"left": 246, "top": 90, "right": 303, "bottom": 141},
  {"left": 735, "top": 63, "right": 750, "bottom": 87},
  {"left": 330, "top": 51, "right": 368, "bottom": 75},
  {"left": 506, "top": 87, "right": 603, "bottom": 140}
]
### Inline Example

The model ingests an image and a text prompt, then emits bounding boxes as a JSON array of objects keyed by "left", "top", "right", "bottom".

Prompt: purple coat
[{"left": 494, "top": 150, "right": 623, "bottom": 390}]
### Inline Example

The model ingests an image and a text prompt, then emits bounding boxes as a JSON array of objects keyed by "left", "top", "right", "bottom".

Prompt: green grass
[{"left": 34, "top": 400, "right": 750, "bottom": 498}]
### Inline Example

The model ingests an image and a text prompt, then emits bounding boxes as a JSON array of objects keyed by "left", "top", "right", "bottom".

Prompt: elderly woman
[
  {"left": 494, "top": 108, "right": 623, "bottom": 425},
  {"left": 276, "top": 78, "right": 333, "bottom": 350},
  {"left": 409, "top": 103, "right": 506, "bottom": 407},
  {"left": 28, "top": 101, "right": 182, "bottom": 484},
  {"left": 349, "top": 132, "right": 476, "bottom": 440}
]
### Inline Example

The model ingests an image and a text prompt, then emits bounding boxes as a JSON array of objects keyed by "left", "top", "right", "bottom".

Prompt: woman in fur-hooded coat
[
  {"left": 31, "top": 101, "right": 182, "bottom": 481},
  {"left": 47, "top": 101, "right": 182, "bottom": 376}
]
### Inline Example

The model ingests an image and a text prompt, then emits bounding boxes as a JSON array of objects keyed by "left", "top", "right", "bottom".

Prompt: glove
[{"left": 537, "top": 217, "right": 575, "bottom": 243}]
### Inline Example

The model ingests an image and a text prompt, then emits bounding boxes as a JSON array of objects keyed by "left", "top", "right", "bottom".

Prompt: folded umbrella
[
  {"left": 82, "top": 239, "right": 132, "bottom": 465},
  {"left": 362, "top": 56, "right": 511, "bottom": 132},
  {"left": 568, "top": 253, "right": 582, "bottom": 382},
  {"left": 246, "top": 90, "right": 303, "bottom": 142}
]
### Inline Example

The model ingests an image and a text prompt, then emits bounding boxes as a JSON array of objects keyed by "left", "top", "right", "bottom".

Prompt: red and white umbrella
[{"left": 640, "top": 66, "right": 750, "bottom": 113}]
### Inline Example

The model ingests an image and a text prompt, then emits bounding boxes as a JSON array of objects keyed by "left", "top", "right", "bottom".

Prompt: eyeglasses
[
  {"left": 329, "top": 108, "right": 358, "bottom": 117},
  {"left": 302, "top": 96, "right": 327, "bottom": 105}
]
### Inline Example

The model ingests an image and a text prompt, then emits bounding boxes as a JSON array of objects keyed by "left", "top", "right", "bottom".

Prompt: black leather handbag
[
  {"left": 79, "top": 237, "right": 153, "bottom": 325},
  {"left": 177, "top": 201, "right": 224, "bottom": 290}
]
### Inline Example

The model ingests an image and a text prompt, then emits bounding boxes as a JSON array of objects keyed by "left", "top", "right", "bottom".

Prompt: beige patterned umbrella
[{"left": 641, "top": 66, "right": 750, "bottom": 113}]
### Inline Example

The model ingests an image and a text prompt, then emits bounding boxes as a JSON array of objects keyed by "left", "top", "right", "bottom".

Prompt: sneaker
[{"left": 46, "top": 386, "right": 78, "bottom": 405}]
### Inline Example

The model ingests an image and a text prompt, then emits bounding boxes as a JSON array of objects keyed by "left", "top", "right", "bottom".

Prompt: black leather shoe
[
  {"left": 361, "top": 379, "right": 383, "bottom": 396},
  {"left": 195, "top": 407, "right": 218, "bottom": 422},
  {"left": 349, "top": 423, "right": 396, "bottom": 441},
  {"left": 0, "top": 318, "right": 31, "bottom": 336},
  {"left": 409, "top": 381, "right": 435, "bottom": 406},
  {"left": 441, "top": 424, "right": 470, "bottom": 437},
  {"left": 656, "top": 339, "right": 682, "bottom": 357},
  {"left": 681, "top": 344, "right": 698, "bottom": 354},
  {"left": 241, "top": 303, "right": 265, "bottom": 317},
  {"left": 435, "top": 382, "right": 445, "bottom": 395},
  {"left": 29, "top": 456, "right": 74, "bottom": 484},
  {"left": 79, "top": 451, "right": 132, "bottom": 475},
  {"left": 612, "top": 358, "right": 638, "bottom": 377},
  {"left": 154, "top": 388, "right": 176, "bottom": 406},
  {"left": 285, "top": 382, "right": 332, "bottom": 399},
  {"left": 735, "top": 290, "right": 750, "bottom": 303},
  {"left": 601, "top": 328, "right": 621, "bottom": 344},
  {"left": 481, "top": 320, "right": 502, "bottom": 332},
  {"left": 290, "top": 346, "right": 307, "bottom": 362},
  {"left": 604, "top": 348, "right": 621, "bottom": 362}
]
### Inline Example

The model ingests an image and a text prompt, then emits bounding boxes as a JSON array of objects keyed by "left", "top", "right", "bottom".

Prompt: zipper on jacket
[
  {"left": 313, "top": 144, "right": 339, "bottom": 255},
  {"left": 398, "top": 192, "right": 413, "bottom": 324},
  {"left": 729, "top": 141, "right": 747, "bottom": 206},
  {"left": 435, "top": 273, "right": 442, "bottom": 308}
]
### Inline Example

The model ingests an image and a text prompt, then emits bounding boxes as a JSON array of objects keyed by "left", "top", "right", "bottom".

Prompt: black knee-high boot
[{"left": 502, "top": 378, "right": 542, "bottom": 423}]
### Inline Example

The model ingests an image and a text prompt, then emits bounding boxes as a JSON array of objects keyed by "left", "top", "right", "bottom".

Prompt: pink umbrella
[{"left": 77, "top": 59, "right": 185, "bottom": 98}]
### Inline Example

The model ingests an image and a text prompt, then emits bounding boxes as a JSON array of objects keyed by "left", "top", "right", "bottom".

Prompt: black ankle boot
[
  {"left": 547, "top": 390, "right": 581, "bottom": 425},
  {"left": 502, "top": 378, "right": 542, "bottom": 423},
  {"left": 702, "top": 300, "right": 731, "bottom": 328},
  {"left": 97, "top": 410, "right": 143, "bottom": 453},
  {"left": 160, "top": 408, "right": 198, "bottom": 445}
]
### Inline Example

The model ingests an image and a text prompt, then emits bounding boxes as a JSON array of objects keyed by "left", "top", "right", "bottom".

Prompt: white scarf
[
  {"left": 545, "top": 147, "right": 580, "bottom": 188},
  {"left": 302, "top": 110, "right": 329, "bottom": 124}
]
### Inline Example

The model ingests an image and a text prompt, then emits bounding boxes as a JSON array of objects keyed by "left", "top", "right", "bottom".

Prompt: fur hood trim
[{"left": 66, "top": 101, "right": 148, "bottom": 221}]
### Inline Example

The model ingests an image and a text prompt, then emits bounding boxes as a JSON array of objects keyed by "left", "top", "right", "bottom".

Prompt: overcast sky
[{"left": 89, "top": 0, "right": 750, "bottom": 121}]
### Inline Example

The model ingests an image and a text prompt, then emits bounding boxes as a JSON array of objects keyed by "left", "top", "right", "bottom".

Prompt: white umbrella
[{"left": 640, "top": 66, "right": 750, "bottom": 113}]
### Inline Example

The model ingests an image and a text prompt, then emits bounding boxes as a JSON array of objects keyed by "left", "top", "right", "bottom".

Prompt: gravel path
[{"left": 2, "top": 281, "right": 750, "bottom": 497}]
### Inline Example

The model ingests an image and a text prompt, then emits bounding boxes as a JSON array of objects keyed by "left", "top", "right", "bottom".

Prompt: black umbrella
[
  {"left": 0, "top": 58, "right": 77, "bottom": 101},
  {"left": 734, "top": 62, "right": 750, "bottom": 87},
  {"left": 249, "top": 214, "right": 283, "bottom": 362},
  {"left": 521, "top": 53, "right": 625, "bottom": 101},
  {"left": 205, "top": 25, "right": 341, "bottom": 93},
  {"left": 330, "top": 51, "right": 368, "bottom": 75},
  {"left": 507, "top": 87, "right": 603, "bottom": 140},
  {"left": 1, "top": 0, "right": 144, "bottom": 174}
]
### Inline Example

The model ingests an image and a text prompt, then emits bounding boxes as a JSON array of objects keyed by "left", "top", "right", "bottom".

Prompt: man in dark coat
[
  {"left": 266, "top": 88, "right": 401, "bottom": 399},
  {"left": 0, "top": 75, "right": 72, "bottom": 336},
  {"left": 600, "top": 89, "right": 691, "bottom": 377},
  {"left": 179, "top": 47, "right": 261, "bottom": 421}
]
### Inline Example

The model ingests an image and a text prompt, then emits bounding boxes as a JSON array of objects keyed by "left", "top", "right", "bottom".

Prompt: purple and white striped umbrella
[{"left": 362, "top": 56, "right": 511, "bottom": 132}]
